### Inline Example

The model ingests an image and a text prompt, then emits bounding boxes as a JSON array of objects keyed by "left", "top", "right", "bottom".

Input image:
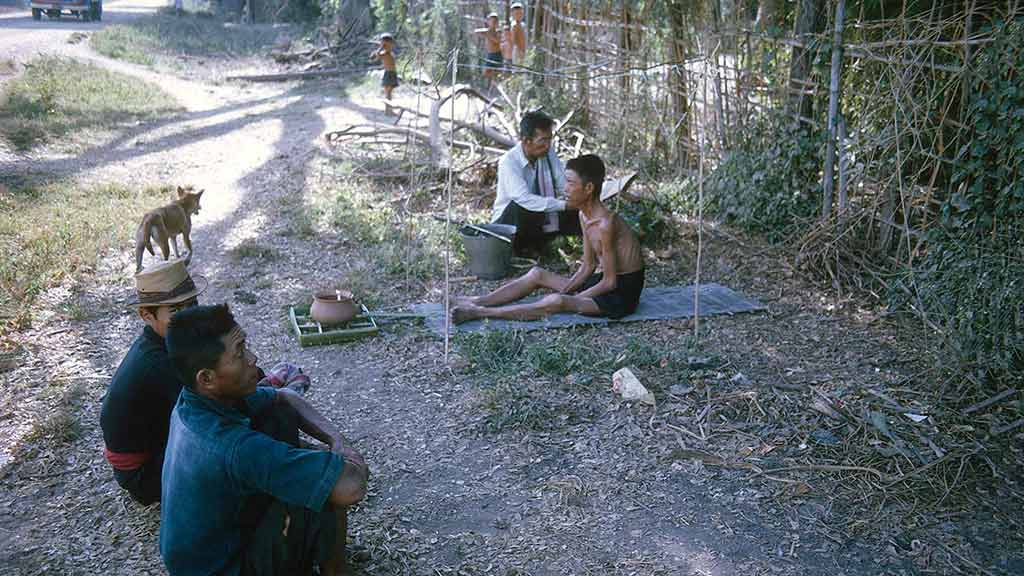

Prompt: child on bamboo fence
[
  {"left": 370, "top": 32, "right": 398, "bottom": 101},
  {"left": 508, "top": 2, "right": 527, "bottom": 66},
  {"left": 475, "top": 12, "right": 504, "bottom": 86}
]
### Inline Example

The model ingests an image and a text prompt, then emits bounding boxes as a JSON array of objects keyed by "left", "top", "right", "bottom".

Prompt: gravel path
[{"left": 1, "top": 7, "right": 1018, "bottom": 575}]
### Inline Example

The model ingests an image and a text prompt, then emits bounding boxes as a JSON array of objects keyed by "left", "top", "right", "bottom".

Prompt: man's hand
[{"left": 329, "top": 435, "right": 368, "bottom": 476}]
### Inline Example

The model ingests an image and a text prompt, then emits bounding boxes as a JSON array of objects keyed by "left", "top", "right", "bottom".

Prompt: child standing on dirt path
[{"left": 370, "top": 32, "right": 398, "bottom": 102}]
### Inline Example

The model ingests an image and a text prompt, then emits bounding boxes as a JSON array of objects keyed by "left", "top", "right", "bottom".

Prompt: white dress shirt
[{"left": 491, "top": 143, "right": 567, "bottom": 223}]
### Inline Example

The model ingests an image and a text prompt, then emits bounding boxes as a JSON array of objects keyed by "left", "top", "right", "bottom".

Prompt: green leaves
[{"left": 705, "top": 115, "right": 823, "bottom": 241}]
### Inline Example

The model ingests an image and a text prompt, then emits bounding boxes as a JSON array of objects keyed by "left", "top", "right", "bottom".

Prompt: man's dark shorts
[
  {"left": 239, "top": 404, "right": 338, "bottom": 575},
  {"left": 578, "top": 269, "right": 645, "bottom": 319},
  {"left": 241, "top": 499, "right": 337, "bottom": 576},
  {"left": 484, "top": 51, "right": 503, "bottom": 69},
  {"left": 382, "top": 70, "right": 399, "bottom": 87}
]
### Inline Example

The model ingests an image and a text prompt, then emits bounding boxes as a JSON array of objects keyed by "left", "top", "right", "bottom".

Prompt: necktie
[{"left": 536, "top": 157, "right": 559, "bottom": 233}]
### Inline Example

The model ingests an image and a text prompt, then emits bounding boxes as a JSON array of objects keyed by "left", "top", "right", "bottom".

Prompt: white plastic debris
[
  {"left": 904, "top": 413, "right": 929, "bottom": 423},
  {"left": 612, "top": 367, "right": 655, "bottom": 406}
]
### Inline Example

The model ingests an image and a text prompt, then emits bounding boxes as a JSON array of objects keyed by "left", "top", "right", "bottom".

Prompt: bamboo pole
[
  {"left": 822, "top": 0, "right": 846, "bottom": 221},
  {"left": 837, "top": 114, "right": 849, "bottom": 215},
  {"left": 443, "top": 48, "right": 458, "bottom": 361},
  {"left": 694, "top": 54, "right": 707, "bottom": 342}
]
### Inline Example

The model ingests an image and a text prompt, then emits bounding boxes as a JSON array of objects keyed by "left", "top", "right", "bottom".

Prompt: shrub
[
  {"left": 899, "top": 19, "right": 1024, "bottom": 386},
  {"left": 704, "top": 115, "right": 823, "bottom": 241}
]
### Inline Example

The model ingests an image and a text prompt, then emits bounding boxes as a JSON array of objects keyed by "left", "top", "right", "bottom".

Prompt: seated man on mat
[
  {"left": 160, "top": 304, "right": 368, "bottom": 576},
  {"left": 455, "top": 154, "right": 644, "bottom": 324},
  {"left": 492, "top": 110, "right": 582, "bottom": 257}
]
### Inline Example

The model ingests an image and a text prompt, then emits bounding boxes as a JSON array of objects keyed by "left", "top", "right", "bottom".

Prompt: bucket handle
[{"left": 465, "top": 224, "right": 512, "bottom": 244}]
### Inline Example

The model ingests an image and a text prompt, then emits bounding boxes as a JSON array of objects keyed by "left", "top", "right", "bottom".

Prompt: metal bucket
[{"left": 460, "top": 224, "right": 516, "bottom": 280}]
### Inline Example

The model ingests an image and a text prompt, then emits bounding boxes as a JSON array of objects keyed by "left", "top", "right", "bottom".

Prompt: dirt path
[{"left": 0, "top": 8, "right": 1018, "bottom": 575}]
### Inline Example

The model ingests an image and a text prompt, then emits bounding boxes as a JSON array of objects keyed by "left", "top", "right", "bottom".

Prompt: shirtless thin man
[{"left": 452, "top": 154, "right": 645, "bottom": 324}]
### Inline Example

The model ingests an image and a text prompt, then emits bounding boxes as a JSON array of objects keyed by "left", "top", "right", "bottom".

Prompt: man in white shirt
[{"left": 492, "top": 110, "right": 582, "bottom": 256}]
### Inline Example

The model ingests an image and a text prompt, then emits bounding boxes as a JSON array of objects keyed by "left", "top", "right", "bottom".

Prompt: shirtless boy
[
  {"left": 475, "top": 13, "right": 503, "bottom": 82},
  {"left": 508, "top": 2, "right": 527, "bottom": 65},
  {"left": 452, "top": 154, "right": 645, "bottom": 323},
  {"left": 370, "top": 32, "right": 398, "bottom": 101}
]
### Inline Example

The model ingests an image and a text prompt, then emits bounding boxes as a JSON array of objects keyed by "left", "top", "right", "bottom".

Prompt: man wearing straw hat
[
  {"left": 100, "top": 259, "right": 207, "bottom": 505},
  {"left": 101, "top": 260, "right": 315, "bottom": 505}
]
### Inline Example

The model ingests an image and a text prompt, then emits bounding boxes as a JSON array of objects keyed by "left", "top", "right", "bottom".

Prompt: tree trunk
[
  {"left": 334, "top": 0, "right": 373, "bottom": 39},
  {"left": 821, "top": 0, "right": 845, "bottom": 220},
  {"left": 666, "top": 0, "right": 690, "bottom": 167},
  {"left": 755, "top": 0, "right": 777, "bottom": 30},
  {"left": 788, "top": 0, "right": 824, "bottom": 122},
  {"left": 576, "top": 2, "right": 590, "bottom": 128}
]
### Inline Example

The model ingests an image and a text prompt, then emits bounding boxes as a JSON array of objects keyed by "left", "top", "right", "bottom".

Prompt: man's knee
[
  {"left": 252, "top": 402, "right": 300, "bottom": 446},
  {"left": 539, "top": 293, "right": 566, "bottom": 313}
]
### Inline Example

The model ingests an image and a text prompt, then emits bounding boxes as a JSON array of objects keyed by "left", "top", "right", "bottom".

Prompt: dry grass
[
  {"left": 0, "top": 180, "right": 170, "bottom": 336},
  {"left": 0, "top": 56, "right": 180, "bottom": 151},
  {"left": 91, "top": 12, "right": 286, "bottom": 78}
]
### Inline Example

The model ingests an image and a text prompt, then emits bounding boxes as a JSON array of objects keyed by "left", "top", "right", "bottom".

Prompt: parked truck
[{"left": 30, "top": 0, "right": 102, "bottom": 21}]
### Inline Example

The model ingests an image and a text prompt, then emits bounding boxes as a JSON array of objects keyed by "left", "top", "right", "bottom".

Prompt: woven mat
[{"left": 411, "top": 283, "right": 766, "bottom": 336}]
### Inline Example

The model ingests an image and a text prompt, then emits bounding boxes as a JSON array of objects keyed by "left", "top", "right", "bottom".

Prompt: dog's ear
[
  {"left": 176, "top": 186, "right": 187, "bottom": 198},
  {"left": 196, "top": 189, "right": 205, "bottom": 198}
]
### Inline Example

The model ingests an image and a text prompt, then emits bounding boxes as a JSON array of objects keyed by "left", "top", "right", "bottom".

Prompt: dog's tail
[{"left": 134, "top": 213, "right": 167, "bottom": 273}]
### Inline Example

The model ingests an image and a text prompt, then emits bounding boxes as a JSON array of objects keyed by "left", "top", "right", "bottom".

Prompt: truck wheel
[
  {"left": 32, "top": 8, "right": 41, "bottom": 19},
  {"left": 94, "top": 2, "right": 102, "bottom": 20}
]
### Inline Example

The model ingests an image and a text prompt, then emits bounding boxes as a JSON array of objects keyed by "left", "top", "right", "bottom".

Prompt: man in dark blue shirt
[
  {"left": 162, "top": 304, "right": 369, "bottom": 576},
  {"left": 100, "top": 259, "right": 206, "bottom": 505}
]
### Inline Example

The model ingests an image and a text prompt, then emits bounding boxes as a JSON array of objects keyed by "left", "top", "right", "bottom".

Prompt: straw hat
[{"left": 128, "top": 259, "right": 208, "bottom": 308}]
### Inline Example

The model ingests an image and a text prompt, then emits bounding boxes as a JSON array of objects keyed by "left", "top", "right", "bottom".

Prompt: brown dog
[{"left": 134, "top": 186, "right": 203, "bottom": 273}]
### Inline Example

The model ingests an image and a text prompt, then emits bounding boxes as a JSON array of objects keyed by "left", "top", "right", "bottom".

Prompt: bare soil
[{"left": 0, "top": 4, "right": 1020, "bottom": 575}]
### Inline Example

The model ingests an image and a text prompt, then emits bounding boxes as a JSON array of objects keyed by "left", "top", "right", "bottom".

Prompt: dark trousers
[
  {"left": 113, "top": 451, "right": 164, "bottom": 506},
  {"left": 240, "top": 404, "right": 340, "bottom": 576},
  {"left": 496, "top": 201, "right": 582, "bottom": 256}
]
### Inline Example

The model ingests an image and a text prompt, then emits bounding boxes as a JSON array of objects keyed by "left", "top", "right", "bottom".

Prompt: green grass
[
  {"left": 91, "top": 13, "right": 283, "bottom": 69},
  {"left": 0, "top": 180, "right": 170, "bottom": 335},
  {"left": 295, "top": 157, "right": 460, "bottom": 307},
  {"left": 459, "top": 329, "right": 698, "bottom": 433},
  {"left": 0, "top": 56, "right": 180, "bottom": 151},
  {"left": 229, "top": 239, "right": 280, "bottom": 262},
  {"left": 22, "top": 381, "right": 86, "bottom": 446}
]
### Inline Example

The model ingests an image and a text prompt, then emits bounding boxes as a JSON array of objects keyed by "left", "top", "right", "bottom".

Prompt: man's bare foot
[
  {"left": 451, "top": 305, "right": 481, "bottom": 325},
  {"left": 453, "top": 296, "right": 477, "bottom": 307}
]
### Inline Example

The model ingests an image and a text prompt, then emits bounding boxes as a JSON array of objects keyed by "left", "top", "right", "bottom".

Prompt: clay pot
[{"left": 310, "top": 290, "right": 358, "bottom": 325}]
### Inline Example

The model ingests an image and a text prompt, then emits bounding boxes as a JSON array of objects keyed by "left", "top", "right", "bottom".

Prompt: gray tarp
[{"left": 411, "top": 283, "right": 765, "bottom": 337}]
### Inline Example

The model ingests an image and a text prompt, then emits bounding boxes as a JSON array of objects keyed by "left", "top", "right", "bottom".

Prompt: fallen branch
[
  {"left": 226, "top": 67, "right": 372, "bottom": 82},
  {"left": 992, "top": 418, "right": 1024, "bottom": 437},
  {"left": 755, "top": 463, "right": 892, "bottom": 482},
  {"left": 962, "top": 389, "right": 1017, "bottom": 416},
  {"left": 386, "top": 102, "right": 516, "bottom": 148},
  {"left": 429, "top": 84, "right": 509, "bottom": 164},
  {"left": 324, "top": 123, "right": 505, "bottom": 158}
]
